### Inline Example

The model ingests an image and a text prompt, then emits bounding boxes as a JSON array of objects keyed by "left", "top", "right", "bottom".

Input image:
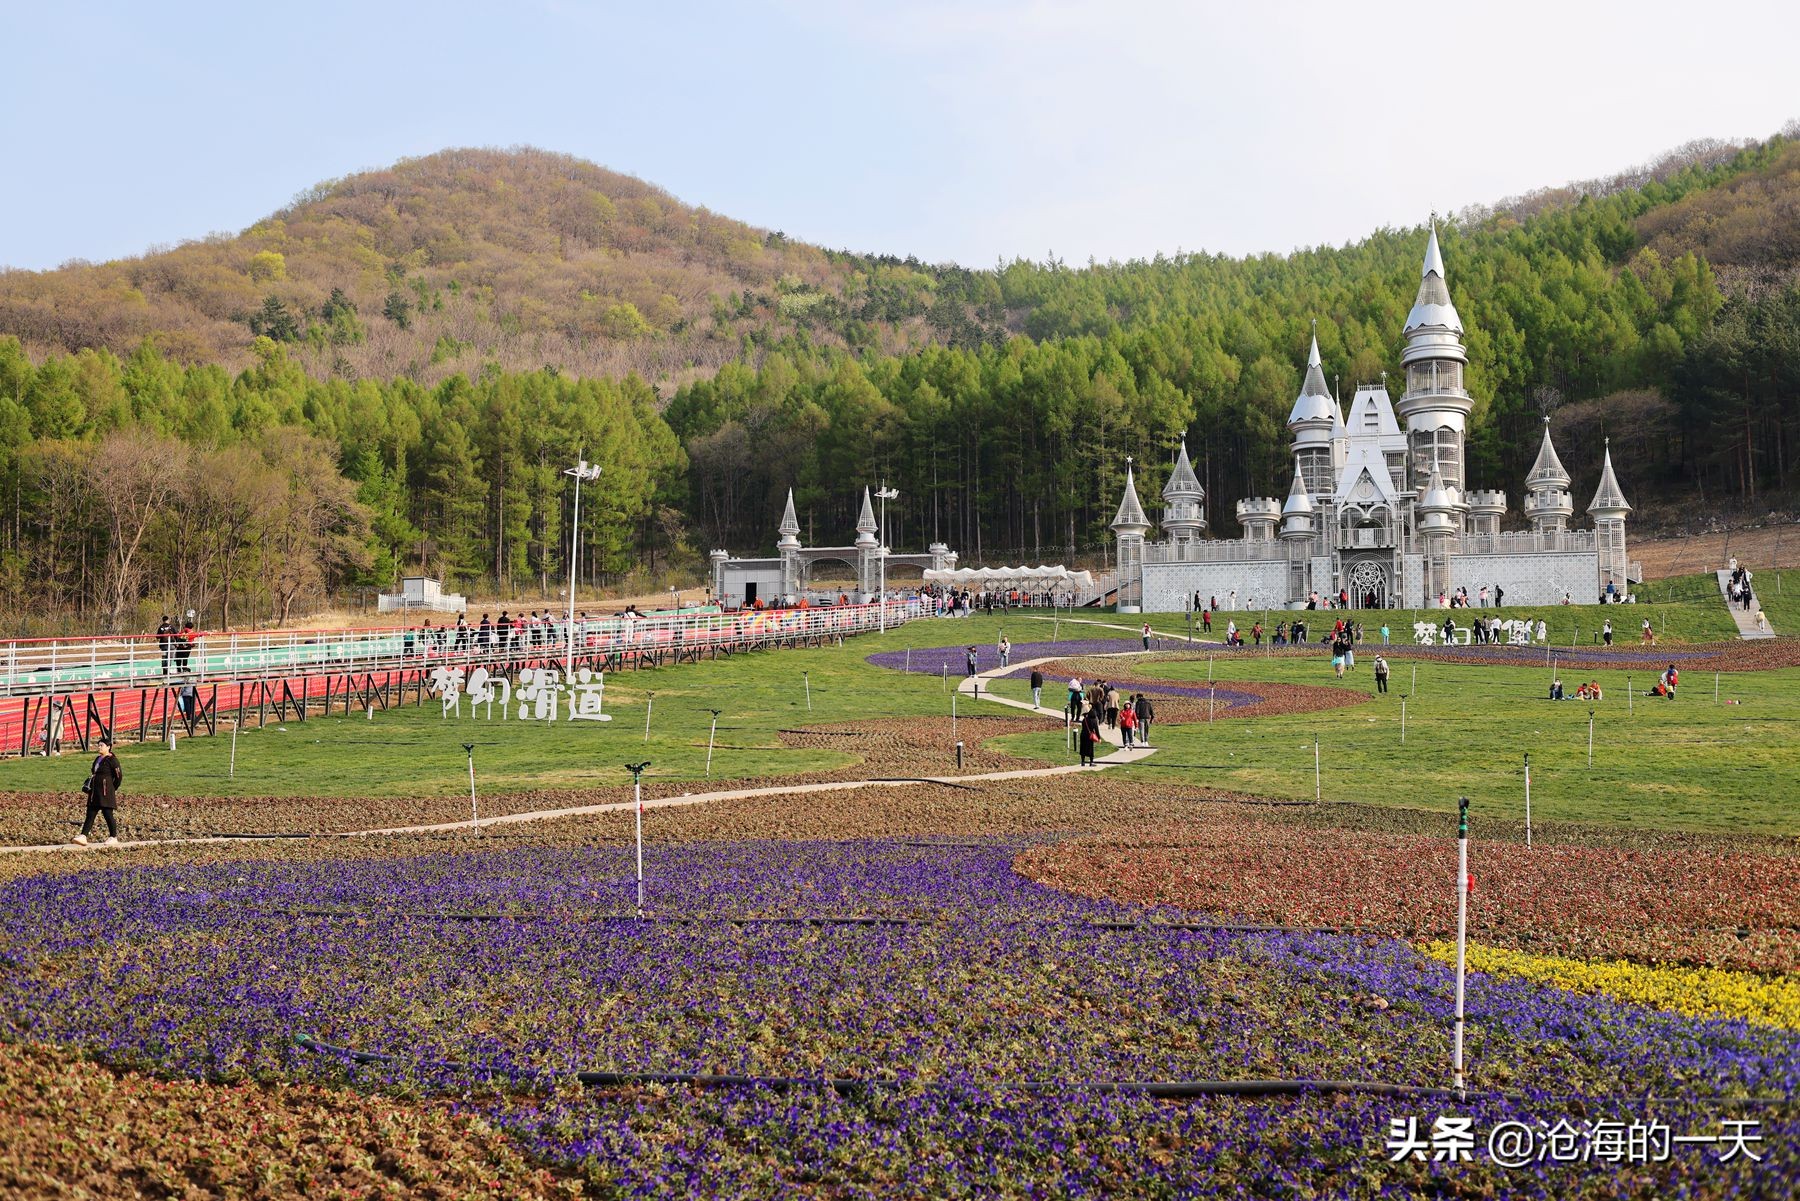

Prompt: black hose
[
  {"left": 214, "top": 907, "right": 1453, "bottom": 938},
  {"left": 289, "top": 1034, "right": 1793, "bottom": 1105}
]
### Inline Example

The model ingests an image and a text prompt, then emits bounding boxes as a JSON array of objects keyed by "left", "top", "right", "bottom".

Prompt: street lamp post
[
  {"left": 876, "top": 486, "right": 899, "bottom": 633},
  {"left": 563, "top": 458, "right": 602, "bottom": 680}
]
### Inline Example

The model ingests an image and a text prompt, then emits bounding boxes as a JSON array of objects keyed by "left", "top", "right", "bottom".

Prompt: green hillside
[{"left": 0, "top": 134, "right": 1796, "bottom": 629}]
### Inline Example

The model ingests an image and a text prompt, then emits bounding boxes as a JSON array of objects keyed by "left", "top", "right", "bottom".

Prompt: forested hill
[
  {"left": 0, "top": 147, "right": 976, "bottom": 386},
  {"left": 0, "top": 134, "right": 1797, "bottom": 629}
]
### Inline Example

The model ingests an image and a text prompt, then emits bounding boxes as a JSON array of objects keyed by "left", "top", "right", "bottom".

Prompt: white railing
[
  {"left": 1143, "top": 541, "right": 1293, "bottom": 566},
  {"left": 0, "top": 599, "right": 921, "bottom": 698},
  {"left": 1455, "top": 530, "right": 1596, "bottom": 556}
]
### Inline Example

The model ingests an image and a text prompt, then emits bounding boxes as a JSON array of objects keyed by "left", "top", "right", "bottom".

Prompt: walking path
[
  {"left": 1, "top": 674, "right": 1149, "bottom": 856},
  {"left": 1715, "top": 570, "right": 1775, "bottom": 639},
  {"left": 957, "top": 654, "right": 1159, "bottom": 764}
]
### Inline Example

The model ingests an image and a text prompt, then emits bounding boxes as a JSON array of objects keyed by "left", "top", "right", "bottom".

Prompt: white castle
[{"left": 1112, "top": 227, "right": 1633, "bottom": 612}]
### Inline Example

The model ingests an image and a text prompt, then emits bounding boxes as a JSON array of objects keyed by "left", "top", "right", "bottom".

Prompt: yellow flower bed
[{"left": 1420, "top": 941, "right": 1800, "bottom": 1030}]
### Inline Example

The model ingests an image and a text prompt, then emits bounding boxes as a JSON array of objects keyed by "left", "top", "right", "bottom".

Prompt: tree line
[{"left": 1, "top": 137, "right": 1797, "bottom": 629}]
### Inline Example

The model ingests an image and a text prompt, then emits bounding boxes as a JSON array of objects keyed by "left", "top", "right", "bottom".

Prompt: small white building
[{"left": 377, "top": 576, "right": 468, "bottom": 614}]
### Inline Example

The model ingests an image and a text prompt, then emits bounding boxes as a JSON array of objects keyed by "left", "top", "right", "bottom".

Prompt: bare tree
[{"left": 92, "top": 430, "right": 189, "bottom": 632}]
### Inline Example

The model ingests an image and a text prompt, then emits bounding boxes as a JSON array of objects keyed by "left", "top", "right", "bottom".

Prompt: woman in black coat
[{"left": 73, "top": 738, "right": 122, "bottom": 846}]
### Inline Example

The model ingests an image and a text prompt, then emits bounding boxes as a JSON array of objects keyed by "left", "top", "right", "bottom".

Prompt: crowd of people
[{"left": 1063, "top": 676, "right": 1156, "bottom": 763}]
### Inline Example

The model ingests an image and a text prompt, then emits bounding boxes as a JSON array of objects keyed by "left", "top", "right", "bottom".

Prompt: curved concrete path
[
  {"left": 956, "top": 654, "right": 1158, "bottom": 765},
  {"left": 1, "top": 660, "right": 1153, "bottom": 856}
]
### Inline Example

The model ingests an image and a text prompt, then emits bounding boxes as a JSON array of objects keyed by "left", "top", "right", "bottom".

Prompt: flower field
[
  {"left": 1423, "top": 942, "right": 1800, "bottom": 1030},
  {"left": 1, "top": 838, "right": 1794, "bottom": 1196},
  {"left": 1017, "top": 820, "right": 1800, "bottom": 972}
]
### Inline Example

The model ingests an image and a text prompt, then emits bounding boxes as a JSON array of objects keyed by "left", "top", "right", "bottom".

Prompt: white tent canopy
[{"left": 922, "top": 565, "right": 1095, "bottom": 592}]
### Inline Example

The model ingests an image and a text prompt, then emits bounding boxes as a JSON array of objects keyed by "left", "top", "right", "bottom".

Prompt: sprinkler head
[
  {"left": 461, "top": 742, "right": 475, "bottom": 753},
  {"left": 626, "top": 760, "right": 651, "bottom": 776}
]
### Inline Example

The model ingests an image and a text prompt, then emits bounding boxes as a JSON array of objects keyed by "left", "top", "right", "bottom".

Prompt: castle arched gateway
[
  {"left": 709, "top": 488, "right": 956, "bottom": 609},
  {"left": 1111, "top": 228, "right": 1633, "bottom": 612}
]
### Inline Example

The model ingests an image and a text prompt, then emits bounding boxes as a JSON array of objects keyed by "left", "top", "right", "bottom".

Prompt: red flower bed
[{"left": 1017, "top": 821, "right": 1799, "bottom": 972}]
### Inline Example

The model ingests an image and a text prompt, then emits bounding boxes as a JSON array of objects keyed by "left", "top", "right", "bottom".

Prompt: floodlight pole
[
  {"left": 627, "top": 761, "right": 650, "bottom": 912},
  {"left": 563, "top": 458, "right": 601, "bottom": 681},
  {"left": 1452, "top": 795, "right": 1470, "bottom": 1101},
  {"left": 876, "top": 486, "right": 899, "bottom": 634}
]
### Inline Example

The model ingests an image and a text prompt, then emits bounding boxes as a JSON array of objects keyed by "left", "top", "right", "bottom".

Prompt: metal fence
[{"left": 0, "top": 600, "right": 923, "bottom": 699}]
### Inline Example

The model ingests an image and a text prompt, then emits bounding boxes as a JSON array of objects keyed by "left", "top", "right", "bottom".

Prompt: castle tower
[
  {"left": 854, "top": 487, "right": 880, "bottom": 600},
  {"left": 1397, "top": 225, "right": 1474, "bottom": 495},
  {"left": 1111, "top": 458, "right": 1152, "bottom": 613},
  {"left": 1286, "top": 327, "right": 1339, "bottom": 496},
  {"left": 1465, "top": 490, "right": 1507, "bottom": 538},
  {"left": 1160, "top": 438, "right": 1206, "bottom": 543},
  {"left": 1236, "top": 497, "right": 1281, "bottom": 543},
  {"left": 1279, "top": 463, "right": 1316, "bottom": 543},
  {"left": 1522, "top": 420, "right": 1574, "bottom": 536},
  {"left": 1417, "top": 453, "right": 1460, "bottom": 600},
  {"left": 1588, "top": 439, "right": 1631, "bottom": 594},
  {"left": 777, "top": 488, "right": 803, "bottom": 601}
]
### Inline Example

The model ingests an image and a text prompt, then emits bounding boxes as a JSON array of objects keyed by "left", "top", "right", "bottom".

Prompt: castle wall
[
  {"left": 1143, "top": 559, "right": 1289, "bottom": 613},
  {"left": 1447, "top": 551, "right": 1599, "bottom": 606}
]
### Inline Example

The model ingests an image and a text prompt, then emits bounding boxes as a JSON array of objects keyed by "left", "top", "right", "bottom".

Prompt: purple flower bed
[
  {"left": 0, "top": 842, "right": 1792, "bottom": 1196},
  {"left": 867, "top": 638, "right": 1149, "bottom": 675}
]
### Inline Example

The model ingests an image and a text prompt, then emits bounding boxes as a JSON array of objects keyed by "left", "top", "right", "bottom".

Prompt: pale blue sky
[{"left": 2, "top": 0, "right": 1795, "bottom": 271}]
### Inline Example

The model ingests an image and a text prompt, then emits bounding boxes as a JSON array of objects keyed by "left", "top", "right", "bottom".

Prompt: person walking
[
  {"left": 1104, "top": 684, "right": 1120, "bottom": 729},
  {"left": 1119, "top": 698, "right": 1138, "bottom": 748},
  {"left": 1373, "top": 655, "right": 1390, "bottom": 694},
  {"left": 1078, "top": 706, "right": 1101, "bottom": 766},
  {"left": 1141, "top": 622, "right": 1152, "bottom": 650},
  {"left": 1202, "top": 608, "right": 1212, "bottom": 634},
  {"left": 1030, "top": 667, "right": 1044, "bottom": 710},
  {"left": 72, "top": 738, "right": 122, "bottom": 846},
  {"left": 1602, "top": 619, "right": 1613, "bottom": 648},
  {"left": 998, "top": 635, "right": 1011, "bottom": 668},
  {"left": 1066, "top": 677, "right": 1083, "bottom": 717},
  {"left": 1134, "top": 692, "right": 1154, "bottom": 745},
  {"left": 965, "top": 645, "right": 979, "bottom": 677}
]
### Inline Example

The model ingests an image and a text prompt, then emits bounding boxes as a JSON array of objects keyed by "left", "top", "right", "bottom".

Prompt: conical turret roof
[
  {"left": 1419, "top": 451, "right": 1457, "bottom": 513},
  {"left": 1403, "top": 224, "right": 1464, "bottom": 335},
  {"left": 1281, "top": 463, "right": 1314, "bottom": 516},
  {"left": 1525, "top": 420, "right": 1571, "bottom": 489},
  {"left": 1588, "top": 440, "right": 1631, "bottom": 515},
  {"left": 1111, "top": 461, "right": 1151, "bottom": 532},
  {"left": 778, "top": 488, "right": 800, "bottom": 538},
  {"left": 1287, "top": 330, "right": 1339, "bottom": 426},
  {"left": 1162, "top": 438, "right": 1202, "bottom": 500},
  {"left": 855, "top": 487, "right": 877, "bottom": 534}
]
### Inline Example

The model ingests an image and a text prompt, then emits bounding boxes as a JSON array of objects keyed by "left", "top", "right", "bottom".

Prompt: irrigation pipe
[{"left": 289, "top": 1035, "right": 1792, "bottom": 1106}]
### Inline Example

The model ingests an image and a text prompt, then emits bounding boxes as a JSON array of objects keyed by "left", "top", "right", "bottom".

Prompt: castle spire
[
  {"left": 854, "top": 486, "right": 878, "bottom": 547},
  {"left": 1588, "top": 439, "right": 1631, "bottom": 516},
  {"left": 1111, "top": 458, "right": 1151, "bottom": 533},
  {"left": 778, "top": 488, "right": 800, "bottom": 537},
  {"left": 1525, "top": 419, "right": 1571, "bottom": 490},
  {"left": 1404, "top": 222, "right": 1464, "bottom": 335}
]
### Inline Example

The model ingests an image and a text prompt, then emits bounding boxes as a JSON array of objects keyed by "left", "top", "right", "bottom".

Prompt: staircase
[{"left": 1716, "top": 570, "right": 1776, "bottom": 639}]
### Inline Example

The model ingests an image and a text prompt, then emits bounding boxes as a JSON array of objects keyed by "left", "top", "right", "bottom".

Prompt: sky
[{"left": 2, "top": 0, "right": 1796, "bottom": 272}]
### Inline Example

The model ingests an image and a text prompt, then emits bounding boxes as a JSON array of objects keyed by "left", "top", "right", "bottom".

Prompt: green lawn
[
  {"left": 3, "top": 610, "right": 1795, "bottom": 837},
  {"left": 986, "top": 651, "right": 1800, "bottom": 836},
  {"left": 1638, "top": 567, "right": 1798, "bottom": 637},
  {"left": 1117, "top": 598, "right": 1740, "bottom": 646},
  {"left": 0, "top": 617, "right": 1000, "bottom": 798}
]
